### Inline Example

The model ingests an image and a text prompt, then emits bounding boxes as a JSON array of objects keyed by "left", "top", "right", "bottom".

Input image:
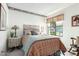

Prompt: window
[{"left": 47, "top": 14, "right": 64, "bottom": 36}]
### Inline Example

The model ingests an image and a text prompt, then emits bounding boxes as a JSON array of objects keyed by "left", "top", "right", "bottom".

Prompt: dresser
[{"left": 7, "top": 37, "right": 22, "bottom": 50}]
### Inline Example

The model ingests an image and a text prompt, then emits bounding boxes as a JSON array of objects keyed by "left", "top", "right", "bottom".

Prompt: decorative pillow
[{"left": 23, "top": 30, "right": 31, "bottom": 35}]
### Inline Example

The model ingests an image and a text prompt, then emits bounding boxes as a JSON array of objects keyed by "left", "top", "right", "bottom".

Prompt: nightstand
[{"left": 7, "top": 37, "right": 22, "bottom": 51}]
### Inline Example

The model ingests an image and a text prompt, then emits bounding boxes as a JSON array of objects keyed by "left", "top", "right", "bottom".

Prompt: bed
[{"left": 21, "top": 25, "right": 67, "bottom": 56}]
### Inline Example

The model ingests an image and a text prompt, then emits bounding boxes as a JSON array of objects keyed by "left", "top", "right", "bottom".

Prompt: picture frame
[
  {"left": 0, "top": 4, "right": 6, "bottom": 31},
  {"left": 72, "top": 15, "right": 79, "bottom": 27}
]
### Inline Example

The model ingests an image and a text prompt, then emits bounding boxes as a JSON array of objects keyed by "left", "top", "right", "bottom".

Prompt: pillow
[
  {"left": 23, "top": 30, "right": 31, "bottom": 35},
  {"left": 31, "top": 31, "right": 38, "bottom": 35}
]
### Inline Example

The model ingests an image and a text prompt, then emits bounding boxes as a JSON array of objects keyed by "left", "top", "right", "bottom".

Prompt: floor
[
  {"left": 6, "top": 49, "right": 24, "bottom": 56},
  {"left": 6, "top": 49, "right": 76, "bottom": 56},
  {"left": 65, "top": 52, "right": 76, "bottom": 56}
]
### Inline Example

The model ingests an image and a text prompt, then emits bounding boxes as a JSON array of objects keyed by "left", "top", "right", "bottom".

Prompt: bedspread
[{"left": 27, "top": 38, "right": 67, "bottom": 56}]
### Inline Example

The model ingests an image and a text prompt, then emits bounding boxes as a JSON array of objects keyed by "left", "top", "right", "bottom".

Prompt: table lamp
[{"left": 11, "top": 25, "right": 19, "bottom": 37}]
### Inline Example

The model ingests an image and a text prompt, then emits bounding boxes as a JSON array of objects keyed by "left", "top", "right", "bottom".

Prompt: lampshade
[{"left": 11, "top": 25, "right": 19, "bottom": 29}]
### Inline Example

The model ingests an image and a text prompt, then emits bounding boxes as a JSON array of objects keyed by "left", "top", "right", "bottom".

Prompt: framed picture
[
  {"left": 0, "top": 4, "right": 6, "bottom": 31},
  {"left": 72, "top": 15, "right": 79, "bottom": 27}
]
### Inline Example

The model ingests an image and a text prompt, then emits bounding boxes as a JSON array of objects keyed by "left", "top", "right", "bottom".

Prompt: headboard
[{"left": 23, "top": 24, "right": 40, "bottom": 35}]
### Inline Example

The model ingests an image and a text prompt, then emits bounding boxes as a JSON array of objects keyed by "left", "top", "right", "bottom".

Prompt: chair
[{"left": 68, "top": 37, "right": 77, "bottom": 53}]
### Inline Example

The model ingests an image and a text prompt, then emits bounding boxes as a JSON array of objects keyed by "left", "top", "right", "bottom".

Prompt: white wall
[
  {"left": 8, "top": 10, "right": 46, "bottom": 36},
  {"left": 0, "top": 3, "right": 8, "bottom": 55},
  {"left": 48, "top": 4, "right": 79, "bottom": 50}
]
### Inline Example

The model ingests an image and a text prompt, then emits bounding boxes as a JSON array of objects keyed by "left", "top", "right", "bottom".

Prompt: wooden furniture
[
  {"left": 68, "top": 37, "right": 79, "bottom": 56},
  {"left": 68, "top": 37, "right": 77, "bottom": 53},
  {"left": 7, "top": 37, "right": 22, "bottom": 50}
]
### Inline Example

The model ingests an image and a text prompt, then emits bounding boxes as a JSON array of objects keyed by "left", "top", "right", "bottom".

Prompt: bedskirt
[{"left": 27, "top": 38, "right": 67, "bottom": 56}]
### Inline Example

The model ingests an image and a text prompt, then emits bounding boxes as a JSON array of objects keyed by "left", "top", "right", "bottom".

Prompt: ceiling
[{"left": 7, "top": 3, "right": 74, "bottom": 16}]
